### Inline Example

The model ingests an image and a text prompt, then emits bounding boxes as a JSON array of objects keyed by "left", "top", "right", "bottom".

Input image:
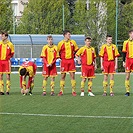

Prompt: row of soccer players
[{"left": 0, "top": 30, "right": 133, "bottom": 96}]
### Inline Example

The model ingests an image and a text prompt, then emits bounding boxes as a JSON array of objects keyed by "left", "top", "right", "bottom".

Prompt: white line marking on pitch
[{"left": 0, "top": 112, "right": 132, "bottom": 119}]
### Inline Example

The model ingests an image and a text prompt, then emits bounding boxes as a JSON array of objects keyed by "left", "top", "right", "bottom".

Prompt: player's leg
[
  {"left": 58, "top": 59, "right": 67, "bottom": 96},
  {"left": 50, "top": 77, "right": 55, "bottom": 96},
  {"left": 6, "top": 74, "right": 11, "bottom": 95},
  {"left": 58, "top": 73, "right": 66, "bottom": 96},
  {"left": 80, "top": 78, "right": 86, "bottom": 96},
  {"left": 70, "top": 72, "right": 76, "bottom": 96},
  {"left": 0, "top": 74, "right": 4, "bottom": 95},
  {"left": 22, "top": 76, "right": 27, "bottom": 95},
  {"left": 88, "top": 78, "right": 95, "bottom": 96},
  {"left": 124, "top": 58, "right": 131, "bottom": 96},
  {"left": 109, "top": 74, "right": 114, "bottom": 96},
  {"left": 103, "top": 74, "right": 108, "bottom": 96},
  {"left": 42, "top": 63, "right": 49, "bottom": 96},
  {"left": 29, "top": 77, "right": 34, "bottom": 95},
  {"left": 42, "top": 76, "right": 48, "bottom": 96},
  {"left": 125, "top": 72, "right": 130, "bottom": 96}
]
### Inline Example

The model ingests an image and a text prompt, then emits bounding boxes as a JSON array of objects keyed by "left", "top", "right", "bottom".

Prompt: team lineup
[{"left": 0, "top": 29, "right": 133, "bottom": 96}]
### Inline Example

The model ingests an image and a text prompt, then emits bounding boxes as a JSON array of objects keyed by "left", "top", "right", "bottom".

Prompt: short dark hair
[
  {"left": 106, "top": 35, "right": 112, "bottom": 38},
  {"left": 129, "top": 30, "right": 133, "bottom": 33},
  {"left": 1, "top": 31, "right": 8, "bottom": 37},
  {"left": 63, "top": 30, "right": 71, "bottom": 36},
  {"left": 47, "top": 35, "right": 53, "bottom": 39},
  {"left": 20, "top": 68, "right": 27, "bottom": 76},
  {"left": 85, "top": 36, "right": 92, "bottom": 41}
]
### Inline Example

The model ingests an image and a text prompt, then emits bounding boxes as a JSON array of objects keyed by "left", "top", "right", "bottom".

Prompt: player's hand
[
  {"left": 49, "top": 64, "right": 52, "bottom": 67},
  {"left": 101, "top": 65, "right": 104, "bottom": 71},
  {"left": 77, "top": 60, "right": 81, "bottom": 65},
  {"left": 123, "top": 62, "right": 125, "bottom": 68},
  {"left": 46, "top": 64, "right": 49, "bottom": 67},
  {"left": 95, "top": 65, "right": 97, "bottom": 70},
  {"left": 115, "top": 65, "right": 118, "bottom": 70}
]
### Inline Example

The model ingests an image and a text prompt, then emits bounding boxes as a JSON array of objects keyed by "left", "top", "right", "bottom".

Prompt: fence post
[
  {"left": 29, "top": 34, "right": 33, "bottom": 58},
  {"left": 115, "top": 0, "right": 118, "bottom": 47},
  {"left": 62, "top": 4, "right": 65, "bottom": 31}
]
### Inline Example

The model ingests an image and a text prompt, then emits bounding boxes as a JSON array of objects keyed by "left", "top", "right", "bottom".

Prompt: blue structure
[{"left": 8, "top": 34, "right": 85, "bottom": 45}]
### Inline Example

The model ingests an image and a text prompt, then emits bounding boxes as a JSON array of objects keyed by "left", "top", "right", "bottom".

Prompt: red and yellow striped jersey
[
  {"left": 99, "top": 44, "right": 120, "bottom": 61},
  {"left": 19, "top": 61, "right": 37, "bottom": 77},
  {"left": 0, "top": 40, "right": 14, "bottom": 60},
  {"left": 58, "top": 40, "right": 78, "bottom": 59},
  {"left": 40, "top": 44, "right": 59, "bottom": 64},
  {"left": 76, "top": 45, "right": 96, "bottom": 65},
  {"left": 122, "top": 39, "right": 133, "bottom": 58}
]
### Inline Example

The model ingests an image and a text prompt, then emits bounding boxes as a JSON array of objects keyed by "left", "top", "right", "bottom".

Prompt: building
[{"left": 11, "top": 0, "right": 28, "bottom": 21}]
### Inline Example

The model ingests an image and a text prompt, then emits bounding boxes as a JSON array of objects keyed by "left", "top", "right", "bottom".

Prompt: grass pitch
[{"left": 0, "top": 73, "right": 133, "bottom": 133}]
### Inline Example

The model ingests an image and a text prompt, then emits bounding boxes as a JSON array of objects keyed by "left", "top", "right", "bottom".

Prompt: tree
[
  {"left": 17, "top": 0, "right": 70, "bottom": 34},
  {"left": 73, "top": 0, "right": 108, "bottom": 47},
  {"left": 0, "top": 0, "right": 13, "bottom": 33},
  {"left": 118, "top": 1, "right": 133, "bottom": 40}
]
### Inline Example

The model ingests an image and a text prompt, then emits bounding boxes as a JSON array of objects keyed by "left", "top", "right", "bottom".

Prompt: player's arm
[
  {"left": 75, "top": 55, "right": 81, "bottom": 65},
  {"left": 93, "top": 48, "right": 97, "bottom": 69},
  {"left": 33, "top": 63, "right": 37, "bottom": 75},
  {"left": 75, "top": 48, "right": 82, "bottom": 65},
  {"left": 93, "top": 58, "right": 97, "bottom": 70},
  {"left": 122, "top": 41, "right": 127, "bottom": 67},
  {"left": 123, "top": 52, "right": 126, "bottom": 67},
  {"left": 115, "top": 57, "right": 118, "bottom": 70},
  {"left": 10, "top": 43, "right": 15, "bottom": 58},
  {"left": 20, "top": 76, "right": 23, "bottom": 88},
  {"left": 99, "top": 45, "right": 104, "bottom": 70},
  {"left": 100, "top": 57, "right": 104, "bottom": 70},
  {"left": 40, "top": 46, "right": 48, "bottom": 65}
]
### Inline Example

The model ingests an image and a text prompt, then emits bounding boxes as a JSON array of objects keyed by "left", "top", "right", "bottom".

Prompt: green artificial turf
[{"left": 0, "top": 74, "right": 132, "bottom": 133}]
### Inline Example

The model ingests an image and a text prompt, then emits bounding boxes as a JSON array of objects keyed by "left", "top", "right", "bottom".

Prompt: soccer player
[
  {"left": 122, "top": 30, "right": 133, "bottom": 96},
  {"left": 0, "top": 31, "right": 14, "bottom": 95},
  {"left": 75, "top": 37, "right": 97, "bottom": 96},
  {"left": 19, "top": 61, "right": 37, "bottom": 95},
  {"left": 57, "top": 30, "right": 79, "bottom": 96},
  {"left": 40, "top": 35, "right": 58, "bottom": 96},
  {"left": 99, "top": 35, "right": 120, "bottom": 96}
]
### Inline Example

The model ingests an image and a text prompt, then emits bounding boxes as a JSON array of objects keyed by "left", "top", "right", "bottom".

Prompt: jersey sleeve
[
  {"left": 10, "top": 42, "right": 15, "bottom": 54},
  {"left": 40, "top": 46, "right": 46, "bottom": 58},
  {"left": 55, "top": 46, "right": 60, "bottom": 58},
  {"left": 122, "top": 41, "right": 127, "bottom": 53},
  {"left": 114, "top": 45, "right": 120, "bottom": 57},
  {"left": 99, "top": 45, "right": 104, "bottom": 57},
  {"left": 93, "top": 48, "right": 96, "bottom": 58},
  {"left": 71, "top": 40, "right": 79, "bottom": 52},
  {"left": 57, "top": 41, "right": 62, "bottom": 53},
  {"left": 33, "top": 63, "right": 37, "bottom": 75},
  {"left": 75, "top": 47, "right": 83, "bottom": 56}
]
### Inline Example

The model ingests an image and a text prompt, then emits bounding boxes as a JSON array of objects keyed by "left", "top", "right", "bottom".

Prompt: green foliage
[
  {"left": 17, "top": 0, "right": 70, "bottom": 34},
  {"left": 0, "top": 0, "right": 13, "bottom": 33},
  {"left": 118, "top": 1, "right": 133, "bottom": 40}
]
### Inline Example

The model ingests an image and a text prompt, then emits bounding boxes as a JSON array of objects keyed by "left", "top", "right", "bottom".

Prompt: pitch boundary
[{"left": 0, "top": 112, "right": 132, "bottom": 119}]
